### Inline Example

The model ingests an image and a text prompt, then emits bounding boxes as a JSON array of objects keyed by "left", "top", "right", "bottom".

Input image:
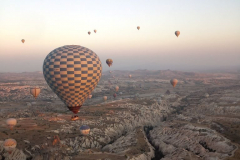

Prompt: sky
[{"left": 0, "top": 0, "right": 240, "bottom": 72}]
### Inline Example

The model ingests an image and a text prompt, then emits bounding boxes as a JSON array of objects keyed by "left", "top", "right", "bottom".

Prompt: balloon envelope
[
  {"left": 88, "top": 31, "right": 91, "bottom": 35},
  {"left": 204, "top": 93, "right": 209, "bottom": 98},
  {"left": 115, "top": 86, "right": 119, "bottom": 92},
  {"left": 43, "top": 45, "right": 102, "bottom": 114},
  {"left": 4, "top": 139, "right": 17, "bottom": 154},
  {"left": 106, "top": 59, "right": 113, "bottom": 67},
  {"left": 175, "top": 31, "right": 180, "bottom": 37},
  {"left": 94, "top": 30, "right": 97, "bottom": 33},
  {"left": 6, "top": 118, "right": 17, "bottom": 130},
  {"left": 170, "top": 79, "right": 178, "bottom": 87},
  {"left": 21, "top": 39, "right": 25, "bottom": 43},
  {"left": 80, "top": 125, "right": 90, "bottom": 135},
  {"left": 137, "top": 26, "right": 140, "bottom": 30},
  {"left": 129, "top": 74, "right": 132, "bottom": 78},
  {"left": 30, "top": 87, "right": 41, "bottom": 99},
  {"left": 103, "top": 96, "right": 107, "bottom": 101}
]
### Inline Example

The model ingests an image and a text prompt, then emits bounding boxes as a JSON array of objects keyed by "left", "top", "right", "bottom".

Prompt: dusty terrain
[{"left": 0, "top": 70, "right": 240, "bottom": 160}]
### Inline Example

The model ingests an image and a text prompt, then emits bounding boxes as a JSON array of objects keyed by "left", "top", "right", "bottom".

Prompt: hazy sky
[{"left": 0, "top": 0, "right": 240, "bottom": 72}]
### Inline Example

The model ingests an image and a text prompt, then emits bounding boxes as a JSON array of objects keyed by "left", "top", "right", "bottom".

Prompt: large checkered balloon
[{"left": 43, "top": 45, "right": 102, "bottom": 114}]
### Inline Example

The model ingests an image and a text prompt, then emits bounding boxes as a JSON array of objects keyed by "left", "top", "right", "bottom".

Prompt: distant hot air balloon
[
  {"left": 6, "top": 118, "right": 17, "bottom": 130},
  {"left": 43, "top": 45, "right": 102, "bottom": 114},
  {"left": 71, "top": 115, "right": 79, "bottom": 121},
  {"left": 204, "top": 93, "right": 209, "bottom": 98},
  {"left": 88, "top": 94, "right": 92, "bottom": 99},
  {"left": 129, "top": 74, "right": 132, "bottom": 78},
  {"left": 137, "top": 26, "right": 140, "bottom": 30},
  {"left": 106, "top": 59, "right": 113, "bottom": 67},
  {"left": 103, "top": 96, "right": 107, "bottom": 101},
  {"left": 109, "top": 71, "right": 112, "bottom": 73},
  {"left": 115, "top": 86, "right": 119, "bottom": 92},
  {"left": 80, "top": 125, "right": 90, "bottom": 135},
  {"left": 94, "top": 29, "right": 97, "bottom": 33},
  {"left": 21, "top": 39, "right": 25, "bottom": 43},
  {"left": 88, "top": 31, "right": 91, "bottom": 35},
  {"left": 113, "top": 93, "right": 117, "bottom": 98},
  {"left": 30, "top": 87, "right": 41, "bottom": 99},
  {"left": 175, "top": 31, "right": 180, "bottom": 37},
  {"left": 170, "top": 79, "right": 178, "bottom": 87},
  {"left": 4, "top": 139, "right": 17, "bottom": 154}
]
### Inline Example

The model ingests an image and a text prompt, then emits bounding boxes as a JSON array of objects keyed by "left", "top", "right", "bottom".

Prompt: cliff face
[{"left": 149, "top": 124, "right": 236, "bottom": 160}]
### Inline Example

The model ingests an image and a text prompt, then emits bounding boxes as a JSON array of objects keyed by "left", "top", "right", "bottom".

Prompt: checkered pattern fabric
[{"left": 43, "top": 45, "right": 102, "bottom": 112}]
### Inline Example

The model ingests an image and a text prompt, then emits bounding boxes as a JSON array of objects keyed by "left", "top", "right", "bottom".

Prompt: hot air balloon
[
  {"left": 6, "top": 118, "right": 17, "bottom": 130},
  {"left": 21, "top": 39, "right": 25, "bottom": 43},
  {"left": 88, "top": 31, "right": 91, "bottom": 35},
  {"left": 170, "top": 79, "right": 178, "bottom": 87},
  {"left": 30, "top": 87, "right": 41, "bottom": 99},
  {"left": 4, "top": 139, "right": 17, "bottom": 154},
  {"left": 43, "top": 45, "right": 102, "bottom": 114},
  {"left": 129, "top": 74, "right": 132, "bottom": 78},
  {"left": 80, "top": 125, "right": 90, "bottom": 135},
  {"left": 175, "top": 31, "right": 180, "bottom": 37},
  {"left": 88, "top": 94, "right": 92, "bottom": 99},
  {"left": 106, "top": 59, "right": 113, "bottom": 67},
  {"left": 109, "top": 71, "right": 112, "bottom": 73},
  {"left": 137, "top": 26, "right": 140, "bottom": 30},
  {"left": 204, "top": 93, "right": 209, "bottom": 98},
  {"left": 103, "top": 96, "right": 107, "bottom": 101},
  {"left": 115, "top": 86, "right": 119, "bottom": 92},
  {"left": 94, "top": 29, "right": 97, "bottom": 33},
  {"left": 71, "top": 115, "right": 79, "bottom": 121},
  {"left": 113, "top": 93, "right": 117, "bottom": 98}
]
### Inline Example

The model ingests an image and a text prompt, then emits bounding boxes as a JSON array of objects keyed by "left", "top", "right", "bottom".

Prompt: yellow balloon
[{"left": 43, "top": 45, "right": 102, "bottom": 114}]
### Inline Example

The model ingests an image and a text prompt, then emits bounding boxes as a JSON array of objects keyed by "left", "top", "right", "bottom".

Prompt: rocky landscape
[{"left": 0, "top": 70, "right": 240, "bottom": 160}]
